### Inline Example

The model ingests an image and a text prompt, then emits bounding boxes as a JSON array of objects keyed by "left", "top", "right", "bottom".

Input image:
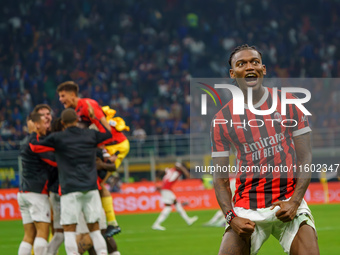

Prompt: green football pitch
[{"left": 1, "top": 204, "right": 339, "bottom": 254}]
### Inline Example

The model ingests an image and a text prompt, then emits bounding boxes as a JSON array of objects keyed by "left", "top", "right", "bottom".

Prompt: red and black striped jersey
[{"left": 211, "top": 87, "right": 311, "bottom": 209}]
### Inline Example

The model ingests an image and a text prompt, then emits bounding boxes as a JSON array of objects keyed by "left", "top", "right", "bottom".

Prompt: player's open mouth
[{"left": 244, "top": 73, "right": 258, "bottom": 86}]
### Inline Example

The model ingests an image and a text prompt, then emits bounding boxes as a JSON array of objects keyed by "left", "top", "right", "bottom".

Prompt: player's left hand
[{"left": 270, "top": 200, "right": 300, "bottom": 222}]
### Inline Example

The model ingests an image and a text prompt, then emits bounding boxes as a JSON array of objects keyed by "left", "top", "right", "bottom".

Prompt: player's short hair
[
  {"left": 228, "top": 44, "right": 262, "bottom": 67},
  {"left": 33, "top": 104, "right": 52, "bottom": 113},
  {"left": 51, "top": 117, "right": 63, "bottom": 132},
  {"left": 61, "top": 108, "right": 78, "bottom": 124},
  {"left": 57, "top": 81, "right": 79, "bottom": 95},
  {"left": 30, "top": 112, "right": 44, "bottom": 123},
  {"left": 26, "top": 113, "right": 32, "bottom": 122}
]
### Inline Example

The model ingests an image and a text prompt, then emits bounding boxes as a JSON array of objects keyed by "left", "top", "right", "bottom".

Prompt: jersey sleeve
[
  {"left": 29, "top": 134, "right": 57, "bottom": 167},
  {"left": 95, "top": 124, "right": 113, "bottom": 144},
  {"left": 291, "top": 98, "right": 312, "bottom": 137},
  {"left": 86, "top": 99, "right": 107, "bottom": 133},
  {"left": 89, "top": 100, "right": 105, "bottom": 120},
  {"left": 211, "top": 115, "right": 231, "bottom": 158}
]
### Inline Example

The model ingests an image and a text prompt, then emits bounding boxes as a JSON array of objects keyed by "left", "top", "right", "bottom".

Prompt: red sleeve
[
  {"left": 30, "top": 143, "right": 55, "bottom": 153},
  {"left": 89, "top": 100, "right": 105, "bottom": 119},
  {"left": 84, "top": 99, "right": 107, "bottom": 133},
  {"left": 211, "top": 114, "right": 231, "bottom": 158},
  {"left": 29, "top": 134, "right": 57, "bottom": 167}
]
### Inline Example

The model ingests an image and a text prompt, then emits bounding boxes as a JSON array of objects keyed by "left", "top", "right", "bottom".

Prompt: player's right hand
[{"left": 230, "top": 217, "right": 255, "bottom": 238}]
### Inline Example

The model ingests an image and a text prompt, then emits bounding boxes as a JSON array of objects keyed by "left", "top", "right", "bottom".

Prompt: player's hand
[
  {"left": 96, "top": 157, "right": 104, "bottom": 170},
  {"left": 270, "top": 200, "right": 299, "bottom": 222},
  {"left": 86, "top": 101, "right": 95, "bottom": 119},
  {"left": 230, "top": 217, "right": 255, "bottom": 238}
]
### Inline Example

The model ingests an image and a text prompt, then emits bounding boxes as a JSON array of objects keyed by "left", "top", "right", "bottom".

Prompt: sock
[
  {"left": 18, "top": 241, "right": 32, "bottom": 255},
  {"left": 101, "top": 196, "right": 118, "bottom": 226},
  {"left": 209, "top": 210, "right": 224, "bottom": 224},
  {"left": 175, "top": 203, "right": 191, "bottom": 223},
  {"left": 110, "top": 252, "right": 121, "bottom": 255},
  {"left": 90, "top": 230, "right": 108, "bottom": 255},
  {"left": 47, "top": 232, "right": 64, "bottom": 255},
  {"left": 64, "top": 232, "right": 79, "bottom": 255},
  {"left": 33, "top": 237, "right": 48, "bottom": 255},
  {"left": 153, "top": 206, "right": 172, "bottom": 226}
]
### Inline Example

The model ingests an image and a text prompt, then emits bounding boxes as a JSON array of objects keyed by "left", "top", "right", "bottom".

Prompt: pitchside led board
[{"left": 190, "top": 78, "right": 340, "bottom": 180}]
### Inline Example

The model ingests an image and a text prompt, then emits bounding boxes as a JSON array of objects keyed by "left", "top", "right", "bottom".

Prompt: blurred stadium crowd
[{"left": 0, "top": 0, "right": 340, "bottom": 148}]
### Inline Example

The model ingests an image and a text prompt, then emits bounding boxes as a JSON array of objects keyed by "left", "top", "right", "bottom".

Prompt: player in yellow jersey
[{"left": 98, "top": 106, "right": 130, "bottom": 238}]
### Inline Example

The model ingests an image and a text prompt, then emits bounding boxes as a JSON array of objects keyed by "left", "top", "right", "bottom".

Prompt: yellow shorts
[{"left": 105, "top": 139, "right": 130, "bottom": 169}]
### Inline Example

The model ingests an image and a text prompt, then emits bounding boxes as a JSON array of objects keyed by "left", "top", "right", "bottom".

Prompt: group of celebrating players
[
  {"left": 18, "top": 81, "right": 129, "bottom": 255},
  {"left": 16, "top": 44, "right": 322, "bottom": 255}
]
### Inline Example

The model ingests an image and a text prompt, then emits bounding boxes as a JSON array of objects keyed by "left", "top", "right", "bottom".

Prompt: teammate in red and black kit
[
  {"left": 31, "top": 108, "right": 112, "bottom": 255},
  {"left": 32, "top": 104, "right": 64, "bottom": 255},
  {"left": 152, "top": 162, "right": 198, "bottom": 231},
  {"left": 18, "top": 112, "right": 57, "bottom": 255},
  {"left": 57, "top": 81, "right": 111, "bottom": 133},
  {"left": 212, "top": 45, "right": 319, "bottom": 255}
]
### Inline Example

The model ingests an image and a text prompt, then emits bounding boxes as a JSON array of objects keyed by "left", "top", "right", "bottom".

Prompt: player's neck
[
  {"left": 243, "top": 86, "right": 265, "bottom": 105},
  {"left": 73, "top": 97, "right": 80, "bottom": 108}
]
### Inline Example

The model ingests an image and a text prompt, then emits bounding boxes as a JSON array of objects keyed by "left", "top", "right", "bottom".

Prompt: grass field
[{"left": 1, "top": 204, "right": 340, "bottom": 254}]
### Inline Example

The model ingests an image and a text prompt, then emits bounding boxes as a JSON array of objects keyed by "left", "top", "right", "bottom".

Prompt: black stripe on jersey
[
  {"left": 286, "top": 102, "right": 298, "bottom": 182},
  {"left": 256, "top": 96, "right": 272, "bottom": 208},
  {"left": 271, "top": 91, "right": 288, "bottom": 203},
  {"left": 222, "top": 106, "right": 248, "bottom": 204},
  {"left": 242, "top": 111, "right": 258, "bottom": 209}
]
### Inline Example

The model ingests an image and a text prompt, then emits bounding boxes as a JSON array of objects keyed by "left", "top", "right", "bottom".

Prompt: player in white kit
[{"left": 152, "top": 162, "right": 198, "bottom": 230}]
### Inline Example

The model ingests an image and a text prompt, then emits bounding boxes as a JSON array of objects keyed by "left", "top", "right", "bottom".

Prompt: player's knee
[
  {"left": 218, "top": 229, "right": 250, "bottom": 255},
  {"left": 35, "top": 222, "right": 50, "bottom": 239},
  {"left": 291, "top": 224, "right": 319, "bottom": 255}
]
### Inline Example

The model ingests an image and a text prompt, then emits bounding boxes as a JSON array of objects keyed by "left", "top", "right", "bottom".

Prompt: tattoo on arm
[{"left": 291, "top": 132, "right": 312, "bottom": 204}]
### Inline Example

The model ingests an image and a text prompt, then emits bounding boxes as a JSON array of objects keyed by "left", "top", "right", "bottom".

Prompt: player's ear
[
  {"left": 229, "top": 68, "right": 235, "bottom": 79},
  {"left": 262, "top": 64, "right": 266, "bottom": 75}
]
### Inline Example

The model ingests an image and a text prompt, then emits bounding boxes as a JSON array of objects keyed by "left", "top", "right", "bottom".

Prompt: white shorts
[
  {"left": 227, "top": 199, "right": 316, "bottom": 254},
  {"left": 160, "top": 189, "right": 176, "bottom": 205},
  {"left": 60, "top": 190, "right": 102, "bottom": 226},
  {"left": 17, "top": 192, "right": 51, "bottom": 224},
  {"left": 49, "top": 192, "right": 62, "bottom": 229},
  {"left": 76, "top": 209, "right": 107, "bottom": 234}
]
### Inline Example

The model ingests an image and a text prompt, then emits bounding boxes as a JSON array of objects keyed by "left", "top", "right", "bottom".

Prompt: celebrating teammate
[
  {"left": 100, "top": 106, "right": 131, "bottom": 237},
  {"left": 30, "top": 108, "right": 112, "bottom": 255},
  {"left": 18, "top": 112, "right": 56, "bottom": 255},
  {"left": 57, "top": 81, "right": 111, "bottom": 133},
  {"left": 152, "top": 162, "right": 198, "bottom": 231},
  {"left": 212, "top": 45, "right": 319, "bottom": 254}
]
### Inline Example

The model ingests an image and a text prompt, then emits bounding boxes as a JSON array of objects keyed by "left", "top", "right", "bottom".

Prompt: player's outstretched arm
[
  {"left": 175, "top": 162, "right": 190, "bottom": 178},
  {"left": 213, "top": 157, "right": 255, "bottom": 237},
  {"left": 272, "top": 132, "right": 312, "bottom": 222}
]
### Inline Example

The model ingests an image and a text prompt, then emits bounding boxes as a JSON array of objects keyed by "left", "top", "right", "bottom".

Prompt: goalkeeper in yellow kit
[{"left": 98, "top": 106, "right": 130, "bottom": 238}]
